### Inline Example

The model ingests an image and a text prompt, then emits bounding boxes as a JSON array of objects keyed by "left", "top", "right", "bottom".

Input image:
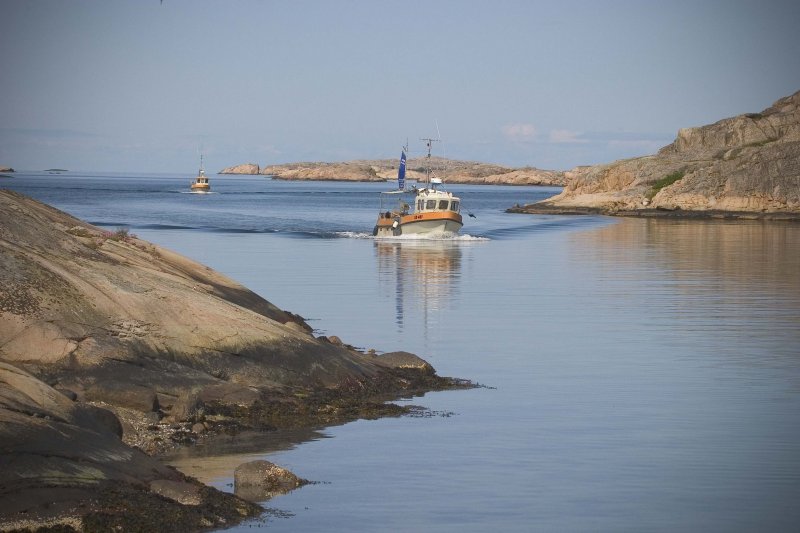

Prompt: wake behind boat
[
  {"left": 373, "top": 138, "right": 463, "bottom": 238},
  {"left": 190, "top": 153, "right": 210, "bottom": 192}
]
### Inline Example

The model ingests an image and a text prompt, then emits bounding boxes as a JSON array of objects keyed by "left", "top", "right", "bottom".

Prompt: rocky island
[
  {"left": 510, "top": 90, "right": 800, "bottom": 219},
  {"left": 221, "top": 158, "right": 566, "bottom": 186},
  {"left": 0, "top": 189, "right": 466, "bottom": 531}
]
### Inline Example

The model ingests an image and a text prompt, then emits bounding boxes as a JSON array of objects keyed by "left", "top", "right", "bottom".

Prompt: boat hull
[
  {"left": 190, "top": 183, "right": 210, "bottom": 192},
  {"left": 373, "top": 211, "right": 463, "bottom": 238}
]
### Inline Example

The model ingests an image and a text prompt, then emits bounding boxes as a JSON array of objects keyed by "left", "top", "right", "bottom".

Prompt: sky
[{"left": 1, "top": 0, "right": 799, "bottom": 174}]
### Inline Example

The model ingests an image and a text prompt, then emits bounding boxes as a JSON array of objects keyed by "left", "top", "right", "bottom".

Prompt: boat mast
[{"left": 420, "top": 137, "right": 438, "bottom": 187}]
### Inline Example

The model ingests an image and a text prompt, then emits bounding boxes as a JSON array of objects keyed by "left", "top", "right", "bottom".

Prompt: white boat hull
[
  {"left": 396, "top": 218, "right": 462, "bottom": 236},
  {"left": 374, "top": 215, "right": 462, "bottom": 238}
]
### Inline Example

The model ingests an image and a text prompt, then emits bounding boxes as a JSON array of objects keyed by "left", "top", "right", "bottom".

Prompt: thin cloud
[
  {"left": 549, "top": 129, "right": 586, "bottom": 143},
  {"left": 502, "top": 123, "right": 538, "bottom": 142},
  {"left": 0, "top": 128, "right": 100, "bottom": 140}
]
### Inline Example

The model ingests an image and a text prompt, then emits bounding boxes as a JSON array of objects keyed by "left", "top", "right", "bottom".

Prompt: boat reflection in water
[{"left": 374, "top": 239, "right": 464, "bottom": 335}]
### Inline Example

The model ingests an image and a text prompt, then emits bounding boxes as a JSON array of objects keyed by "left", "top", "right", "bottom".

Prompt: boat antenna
[
  {"left": 435, "top": 120, "right": 449, "bottom": 174},
  {"left": 198, "top": 143, "right": 205, "bottom": 175},
  {"left": 420, "top": 136, "right": 438, "bottom": 186}
]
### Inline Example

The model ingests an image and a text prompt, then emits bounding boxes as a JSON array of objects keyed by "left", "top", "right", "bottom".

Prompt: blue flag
[{"left": 398, "top": 151, "right": 406, "bottom": 190}]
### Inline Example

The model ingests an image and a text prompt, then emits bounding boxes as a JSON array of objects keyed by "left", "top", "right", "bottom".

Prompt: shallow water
[{"left": 4, "top": 173, "right": 800, "bottom": 531}]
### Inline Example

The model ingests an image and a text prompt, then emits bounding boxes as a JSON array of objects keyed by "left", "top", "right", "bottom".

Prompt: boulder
[
  {"left": 168, "top": 392, "right": 205, "bottom": 423},
  {"left": 86, "top": 382, "right": 160, "bottom": 413},
  {"left": 72, "top": 403, "right": 124, "bottom": 438},
  {"left": 234, "top": 459, "right": 308, "bottom": 501},
  {"left": 376, "top": 351, "right": 436, "bottom": 375}
]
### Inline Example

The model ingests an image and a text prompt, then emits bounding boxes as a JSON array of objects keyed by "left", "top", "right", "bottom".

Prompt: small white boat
[
  {"left": 373, "top": 139, "right": 463, "bottom": 237},
  {"left": 190, "top": 153, "right": 210, "bottom": 192}
]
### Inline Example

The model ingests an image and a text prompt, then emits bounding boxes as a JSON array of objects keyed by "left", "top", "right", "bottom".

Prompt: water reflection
[
  {"left": 569, "top": 218, "right": 800, "bottom": 363},
  {"left": 374, "top": 240, "right": 465, "bottom": 335},
  {"left": 166, "top": 428, "right": 326, "bottom": 487}
]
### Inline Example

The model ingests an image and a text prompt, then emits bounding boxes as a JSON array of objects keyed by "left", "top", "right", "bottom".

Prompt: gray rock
[
  {"left": 234, "top": 459, "right": 308, "bottom": 502},
  {"left": 0, "top": 189, "right": 429, "bottom": 444},
  {"left": 85, "top": 382, "right": 159, "bottom": 413},
  {"left": 376, "top": 351, "right": 436, "bottom": 375},
  {"left": 0, "top": 362, "right": 239, "bottom": 527},
  {"left": 149, "top": 479, "right": 203, "bottom": 506},
  {"left": 54, "top": 387, "right": 77, "bottom": 401},
  {"left": 168, "top": 393, "right": 205, "bottom": 423},
  {"left": 72, "top": 403, "right": 124, "bottom": 438}
]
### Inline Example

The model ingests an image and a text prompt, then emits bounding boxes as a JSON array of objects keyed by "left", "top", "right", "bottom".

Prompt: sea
[{"left": 3, "top": 171, "right": 800, "bottom": 532}]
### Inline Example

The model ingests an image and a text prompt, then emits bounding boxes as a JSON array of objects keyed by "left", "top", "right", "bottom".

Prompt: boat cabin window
[
  {"left": 417, "top": 199, "right": 424, "bottom": 211},
  {"left": 451, "top": 201, "right": 459, "bottom": 212},
  {"left": 425, "top": 200, "right": 437, "bottom": 210},
  {"left": 438, "top": 200, "right": 449, "bottom": 210}
]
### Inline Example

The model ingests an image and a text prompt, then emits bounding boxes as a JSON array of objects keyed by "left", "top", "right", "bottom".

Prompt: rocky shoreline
[
  {"left": 512, "top": 90, "right": 800, "bottom": 218},
  {"left": 508, "top": 202, "right": 800, "bottom": 221},
  {"left": 0, "top": 189, "right": 472, "bottom": 532},
  {"left": 220, "top": 158, "right": 566, "bottom": 186}
]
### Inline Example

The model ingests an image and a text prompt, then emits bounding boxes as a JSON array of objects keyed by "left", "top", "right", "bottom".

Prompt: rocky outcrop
[
  {"left": 226, "top": 158, "right": 567, "bottom": 186},
  {"left": 0, "top": 190, "right": 458, "bottom": 444},
  {"left": 0, "top": 190, "right": 376, "bottom": 405},
  {"left": 0, "top": 167, "right": 13, "bottom": 173},
  {"left": 0, "top": 189, "right": 466, "bottom": 529},
  {"left": 479, "top": 167, "right": 564, "bottom": 186},
  {"left": 515, "top": 90, "right": 800, "bottom": 217},
  {"left": 262, "top": 161, "right": 385, "bottom": 181},
  {"left": 219, "top": 163, "right": 260, "bottom": 174},
  {"left": 0, "top": 361, "right": 261, "bottom": 531}
]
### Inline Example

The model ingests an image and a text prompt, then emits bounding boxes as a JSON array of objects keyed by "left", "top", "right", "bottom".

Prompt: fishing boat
[
  {"left": 373, "top": 139, "right": 463, "bottom": 238},
  {"left": 190, "top": 154, "right": 210, "bottom": 192}
]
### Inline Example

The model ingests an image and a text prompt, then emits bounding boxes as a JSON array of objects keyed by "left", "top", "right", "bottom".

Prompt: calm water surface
[{"left": 4, "top": 172, "right": 800, "bottom": 531}]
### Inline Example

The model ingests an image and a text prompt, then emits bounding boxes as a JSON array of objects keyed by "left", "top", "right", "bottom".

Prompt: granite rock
[
  {"left": 524, "top": 90, "right": 800, "bottom": 216},
  {"left": 219, "top": 163, "right": 260, "bottom": 174}
]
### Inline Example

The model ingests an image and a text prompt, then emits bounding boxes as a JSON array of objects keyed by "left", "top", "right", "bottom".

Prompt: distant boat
[
  {"left": 190, "top": 153, "right": 210, "bottom": 192},
  {"left": 373, "top": 138, "right": 463, "bottom": 237}
]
